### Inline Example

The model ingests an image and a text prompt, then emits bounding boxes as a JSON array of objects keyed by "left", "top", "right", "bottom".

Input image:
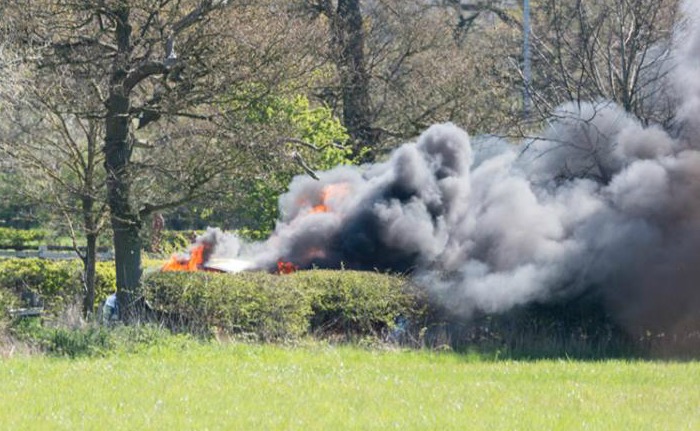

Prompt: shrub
[
  {"left": 94, "top": 262, "right": 117, "bottom": 305},
  {"left": 143, "top": 269, "right": 422, "bottom": 342},
  {"left": 144, "top": 271, "right": 313, "bottom": 341},
  {"left": 0, "top": 259, "right": 80, "bottom": 312},
  {"left": 0, "top": 288, "right": 18, "bottom": 333},
  {"left": 292, "top": 270, "right": 420, "bottom": 337},
  {"left": 0, "top": 228, "right": 48, "bottom": 249},
  {"left": 0, "top": 259, "right": 117, "bottom": 314}
]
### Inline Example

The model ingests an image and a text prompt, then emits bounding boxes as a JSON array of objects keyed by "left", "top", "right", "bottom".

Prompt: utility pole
[{"left": 523, "top": 0, "right": 532, "bottom": 119}]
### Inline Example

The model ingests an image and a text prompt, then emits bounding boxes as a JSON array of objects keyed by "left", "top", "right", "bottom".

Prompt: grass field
[{"left": 1, "top": 343, "right": 698, "bottom": 430}]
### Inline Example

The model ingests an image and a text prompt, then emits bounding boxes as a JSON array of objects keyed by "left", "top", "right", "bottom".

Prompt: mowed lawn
[{"left": 1, "top": 344, "right": 698, "bottom": 430}]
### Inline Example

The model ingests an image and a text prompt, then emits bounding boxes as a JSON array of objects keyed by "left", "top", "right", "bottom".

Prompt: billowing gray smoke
[{"left": 203, "top": 2, "right": 700, "bottom": 333}]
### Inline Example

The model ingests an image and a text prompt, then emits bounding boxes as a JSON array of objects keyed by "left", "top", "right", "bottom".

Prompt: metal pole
[{"left": 523, "top": 0, "right": 532, "bottom": 119}]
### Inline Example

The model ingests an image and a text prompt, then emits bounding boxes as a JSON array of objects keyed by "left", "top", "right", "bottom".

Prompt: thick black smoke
[{"left": 204, "top": 2, "right": 700, "bottom": 333}]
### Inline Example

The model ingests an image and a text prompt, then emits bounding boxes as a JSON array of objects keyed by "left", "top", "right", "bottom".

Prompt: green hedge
[
  {"left": 0, "top": 228, "right": 48, "bottom": 249},
  {"left": 292, "top": 270, "right": 420, "bottom": 336},
  {"left": 0, "top": 288, "right": 17, "bottom": 331},
  {"left": 0, "top": 259, "right": 422, "bottom": 343},
  {"left": 0, "top": 259, "right": 116, "bottom": 314},
  {"left": 143, "top": 270, "right": 422, "bottom": 341}
]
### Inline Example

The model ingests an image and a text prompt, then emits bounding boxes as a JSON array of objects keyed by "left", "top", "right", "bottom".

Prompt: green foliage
[
  {"left": 8, "top": 315, "right": 44, "bottom": 341},
  {"left": 143, "top": 269, "right": 421, "bottom": 342},
  {"left": 163, "top": 93, "right": 354, "bottom": 235},
  {"left": 293, "top": 270, "right": 419, "bottom": 336},
  {"left": 0, "top": 228, "right": 48, "bottom": 249},
  {"left": 94, "top": 262, "right": 117, "bottom": 305},
  {"left": 0, "top": 288, "right": 18, "bottom": 332},
  {"left": 144, "top": 271, "right": 313, "bottom": 341},
  {"left": 0, "top": 259, "right": 79, "bottom": 312},
  {"left": 8, "top": 319, "right": 194, "bottom": 358},
  {"left": 229, "top": 94, "right": 353, "bottom": 237},
  {"left": 107, "top": 324, "right": 197, "bottom": 354},
  {"left": 281, "top": 95, "right": 351, "bottom": 169},
  {"left": 236, "top": 89, "right": 350, "bottom": 153},
  {"left": 0, "top": 258, "right": 117, "bottom": 314},
  {"left": 233, "top": 177, "right": 284, "bottom": 239},
  {"left": 160, "top": 230, "right": 195, "bottom": 251},
  {"left": 39, "top": 325, "right": 112, "bottom": 358}
]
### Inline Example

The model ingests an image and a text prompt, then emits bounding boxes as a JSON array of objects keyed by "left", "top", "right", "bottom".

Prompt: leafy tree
[
  {"left": 4, "top": 0, "right": 323, "bottom": 320},
  {"left": 175, "top": 94, "right": 352, "bottom": 238}
]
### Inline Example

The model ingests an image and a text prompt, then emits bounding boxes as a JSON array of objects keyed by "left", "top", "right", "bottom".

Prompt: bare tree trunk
[
  {"left": 332, "top": 0, "right": 376, "bottom": 161},
  {"left": 82, "top": 231, "right": 98, "bottom": 318},
  {"left": 105, "top": 89, "right": 143, "bottom": 321},
  {"left": 104, "top": 6, "right": 143, "bottom": 322}
]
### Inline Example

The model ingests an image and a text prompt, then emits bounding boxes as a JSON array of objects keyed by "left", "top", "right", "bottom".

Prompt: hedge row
[
  {"left": 0, "top": 259, "right": 422, "bottom": 342},
  {"left": 142, "top": 270, "right": 423, "bottom": 341},
  {"left": 0, "top": 228, "right": 48, "bottom": 249},
  {"left": 0, "top": 259, "right": 116, "bottom": 314}
]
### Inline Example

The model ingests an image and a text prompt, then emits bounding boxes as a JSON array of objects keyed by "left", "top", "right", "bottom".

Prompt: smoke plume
[{"left": 200, "top": 2, "right": 700, "bottom": 333}]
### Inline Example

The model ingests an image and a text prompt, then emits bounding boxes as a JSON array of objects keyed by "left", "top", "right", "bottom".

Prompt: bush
[
  {"left": 94, "top": 262, "right": 117, "bottom": 305},
  {"left": 0, "top": 228, "right": 48, "bottom": 249},
  {"left": 0, "top": 259, "right": 117, "bottom": 314},
  {"left": 0, "top": 259, "right": 80, "bottom": 312},
  {"left": 144, "top": 271, "right": 313, "bottom": 341},
  {"left": 0, "top": 288, "right": 18, "bottom": 333},
  {"left": 293, "top": 270, "right": 420, "bottom": 337},
  {"left": 143, "top": 269, "right": 422, "bottom": 342}
]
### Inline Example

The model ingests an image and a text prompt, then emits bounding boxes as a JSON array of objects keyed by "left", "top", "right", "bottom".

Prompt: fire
[
  {"left": 310, "top": 203, "right": 329, "bottom": 214},
  {"left": 309, "top": 183, "right": 350, "bottom": 214},
  {"left": 161, "top": 245, "right": 206, "bottom": 272},
  {"left": 277, "top": 260, "right": 298, "bottom": 274}
]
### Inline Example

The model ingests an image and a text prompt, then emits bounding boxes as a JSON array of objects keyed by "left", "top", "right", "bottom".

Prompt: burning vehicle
[{"left": 161, "top": 235, "right": 253, "bottom": 274}]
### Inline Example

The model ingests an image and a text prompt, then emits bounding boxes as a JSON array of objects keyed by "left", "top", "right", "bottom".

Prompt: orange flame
[
  {"left": 310, "top": 183, "right": 350, "bottom": 214},
  {"left": 162, "top": 245, "right": 206, "bottom": 272},
  {"left": 277, "top": 260, "right": 298, "bottom": 274}
]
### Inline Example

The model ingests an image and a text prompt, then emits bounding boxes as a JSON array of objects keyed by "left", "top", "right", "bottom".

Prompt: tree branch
[{"left": 124, "top": 61, "right": 168, "bottom": 90}]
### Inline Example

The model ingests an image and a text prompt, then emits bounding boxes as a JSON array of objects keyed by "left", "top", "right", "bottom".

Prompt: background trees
[
  {"left": 0, "top": 77, "right": 109, "bottom": 318},
  {"left": 298, "top": 0, "right": 523, "bottom": 155},
  {"left": 2, "top": 1, "right": 332, "bottom": 319},
  {"left": 0, "top": 0, "right": 686, "bottom": 321},
  {"left": 527, "top": 0, "right": 680, "bottom": 127}
]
